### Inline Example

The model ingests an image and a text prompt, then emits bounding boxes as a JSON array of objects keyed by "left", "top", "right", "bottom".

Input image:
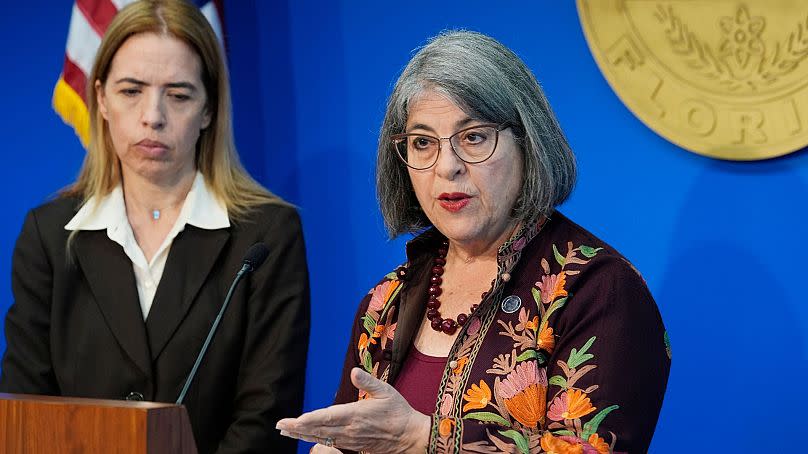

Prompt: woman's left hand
[{"left": 276, "top": 367, "right": 430, "bottom": 453}]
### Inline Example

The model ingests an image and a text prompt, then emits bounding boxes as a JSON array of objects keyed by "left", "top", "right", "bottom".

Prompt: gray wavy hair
[{"left": 376, "top": 30, "right": 577, "bottom": 237}]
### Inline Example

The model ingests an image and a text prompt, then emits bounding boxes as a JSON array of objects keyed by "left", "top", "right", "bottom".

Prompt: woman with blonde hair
[{"left": 0, "top": 1, "right": 309, "bottom": 453}]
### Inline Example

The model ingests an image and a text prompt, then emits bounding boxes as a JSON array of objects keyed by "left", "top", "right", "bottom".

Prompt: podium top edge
[{"left": 0, "top": 393, "right": 183, "bottom": 409}]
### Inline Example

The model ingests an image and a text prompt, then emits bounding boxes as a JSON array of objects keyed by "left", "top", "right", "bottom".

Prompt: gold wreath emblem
[
  {"left": 656, "top": 5, "right": 808, "bottom": 92},
  {"left": 578, "top": 0, "right": 808, "bottom": 160}
]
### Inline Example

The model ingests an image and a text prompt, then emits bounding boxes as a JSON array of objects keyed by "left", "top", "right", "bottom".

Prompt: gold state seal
[{"left": 577, "top": 0, "right": 808, "bottom": 160}]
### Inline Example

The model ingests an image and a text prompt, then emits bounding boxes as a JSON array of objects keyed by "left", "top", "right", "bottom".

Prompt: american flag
[{"left": 53, "top": 0, "right": 224, "bottom": 147}]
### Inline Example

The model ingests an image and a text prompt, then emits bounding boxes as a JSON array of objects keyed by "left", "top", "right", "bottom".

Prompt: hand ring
[{"left": 324, "top": 437, "right": 335, "bottom": 447}]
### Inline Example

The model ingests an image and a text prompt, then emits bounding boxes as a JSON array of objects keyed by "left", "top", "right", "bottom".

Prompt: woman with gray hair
[{"left": 278, "top": 30, "right": 669, "bottom": 453}]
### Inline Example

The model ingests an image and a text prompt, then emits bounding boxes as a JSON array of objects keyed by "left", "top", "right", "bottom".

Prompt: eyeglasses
[{"left": 391, "top": 123, "right": 510, "bottom": 170}]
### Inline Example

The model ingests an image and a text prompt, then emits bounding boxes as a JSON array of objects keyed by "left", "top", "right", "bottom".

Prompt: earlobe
[
  {"left": 201, "top": 107, "right": 212, "bottom": 130},
  {"left": 95, "top": 80, "right": 108, "bottom": 119}
]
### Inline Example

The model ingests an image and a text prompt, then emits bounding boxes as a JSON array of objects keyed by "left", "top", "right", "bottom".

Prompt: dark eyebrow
[
  {"left": 114, "top": 77, "right": 147, "bottom": 86},
  {"left": 113, "top": 78, "right": 197, "bottom": 91},
  {"left": 165, "top": 81, "right": 198, "bottom": 91}
]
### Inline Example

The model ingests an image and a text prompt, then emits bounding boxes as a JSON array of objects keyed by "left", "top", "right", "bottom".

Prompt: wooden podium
[{"left": 0, "top": 393, "right": 198, "bottom": 453}]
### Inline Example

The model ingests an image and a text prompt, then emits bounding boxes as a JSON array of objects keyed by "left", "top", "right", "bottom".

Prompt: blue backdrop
[{"left": 1, "top": 2, "right": 807, "bottom": 452}]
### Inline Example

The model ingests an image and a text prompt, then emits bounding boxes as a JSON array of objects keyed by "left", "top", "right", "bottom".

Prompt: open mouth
[{"left": 438, "top": 193, "right": 471, "bottom": 212}]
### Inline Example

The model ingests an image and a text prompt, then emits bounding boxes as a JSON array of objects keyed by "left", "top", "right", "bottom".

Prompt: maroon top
[{"left": 393, "top": 347, "right": 447, "bottom": 415}]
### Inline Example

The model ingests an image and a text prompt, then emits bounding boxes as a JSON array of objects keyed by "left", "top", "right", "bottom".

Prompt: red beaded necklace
[{"left": 426, "top": 240, "right": 485, "bottom": 335}]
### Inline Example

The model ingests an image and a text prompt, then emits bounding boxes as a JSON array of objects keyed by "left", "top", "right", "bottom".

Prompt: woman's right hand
[
  {"left": 277, "top": 368, "right": 430, "bottom": 453},
  {"left": 310, "top": 444, "right": 342, "bottom": 454}
]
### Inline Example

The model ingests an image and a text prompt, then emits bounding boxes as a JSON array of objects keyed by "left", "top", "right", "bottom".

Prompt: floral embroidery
[
  {"left": 452, "top": 356, "right": 469, "bottom": 375},
  {"left": 538, "top": 326, "right": 555, "bottom": 353},
  {"left": 358, "top": 276, "right": 403, "bottom": 374},
  {"left": 548, "top": 388, "right": 596, "bottom": 421},
  {"left": 536, "top": 271, "right": 567, "bottom": 304},
  {"left": 368, "top": 280, "right": 398, "bottom": 312},
  {"left": 525, "top": 315, "right": 540, "bottom": 331},
  {"left": 384, "top": 322, "right": 397, "bottom": 340},
  {"left": 439, "top": 418, "right": 455, "bottom": 437},
  {"left": 457, "top": 242, "right": 622, "bottom": 453},
  {"left": 540, "top": 432, "right": 609, "bottom": 454},
  {"left": 499, "top": 361, "right": 547, "bottom": 428},
  {"left": 357, "top": 332, "right": 373, "bottom": 351},
  {"left": 587, "top": 434, "right": 611, "bottom": 454},
  {"left": 351, "top": 220, "right": 654, "bottom": 453},
  {"left": 372, "top": 323, "right": 385, "bottom": 341},
  {"left": 440, "top": 393, "right": 454, "bottom": 416},
  {"left": 540, "top": 432, "right": 583, "bottom": 454},
  {"left": 545, "top": 335, "right": 620, "bottom": 447},
  {"left": 462, "top": 380, "right": 492, "bottom": 412}
]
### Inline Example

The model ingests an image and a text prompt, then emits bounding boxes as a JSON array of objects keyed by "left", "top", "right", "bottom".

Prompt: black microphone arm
[{"left": 175, "top": 243, "right": 270, "bottom": 405}]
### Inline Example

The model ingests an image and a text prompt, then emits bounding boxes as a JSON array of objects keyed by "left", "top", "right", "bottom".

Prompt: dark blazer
[{"left": 0, "top": 196, "right": 310, "bottom": 454}]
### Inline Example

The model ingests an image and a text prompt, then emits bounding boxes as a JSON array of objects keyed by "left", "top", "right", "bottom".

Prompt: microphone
[
  {"left": 242, "top": 243, "right": 270, "bottom": 272},
  {"left": 176, "top": 243, "right": 270, "bottom": 405}
]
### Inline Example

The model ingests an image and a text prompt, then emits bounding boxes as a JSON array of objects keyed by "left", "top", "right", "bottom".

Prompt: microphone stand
[{"left": 175, "top": 262, "right": 252, "bottom": 405}]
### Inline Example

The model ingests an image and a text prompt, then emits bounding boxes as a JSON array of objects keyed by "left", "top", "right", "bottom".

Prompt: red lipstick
[{"left": 438, "top": 192, "right": 471, "bottom": 212}]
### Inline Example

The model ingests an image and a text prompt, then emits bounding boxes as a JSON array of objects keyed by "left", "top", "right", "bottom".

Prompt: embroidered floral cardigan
[{"left": 334, "top": 212, "right": 670, "bottom": 453}]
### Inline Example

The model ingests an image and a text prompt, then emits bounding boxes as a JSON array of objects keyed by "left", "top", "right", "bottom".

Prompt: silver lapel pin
[{"left": 501, "top": 295, "right": 521, "bottom": 314}]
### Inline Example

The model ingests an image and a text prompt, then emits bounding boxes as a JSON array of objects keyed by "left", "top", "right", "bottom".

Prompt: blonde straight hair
[{"left": 64, "top": 0, "right": 279, "bottom": 219}]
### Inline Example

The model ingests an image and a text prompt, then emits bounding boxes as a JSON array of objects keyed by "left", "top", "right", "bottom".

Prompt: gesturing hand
[
  {"left": 276, "top": 367, "right": 430, "bottom": 453},
  {"left": 309, "top": 444, "right": 342, "bottom": 453}
]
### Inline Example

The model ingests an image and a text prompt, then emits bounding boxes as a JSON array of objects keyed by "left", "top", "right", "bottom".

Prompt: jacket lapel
[
  {"left": 389, "top": 245, "right": 433, "bottom": 381},
  {"left": 145, "top": 226, "right": 229, "bottom": 361},
  {"left": 74, "top": 231, "right": 152, "bottom": 377}
]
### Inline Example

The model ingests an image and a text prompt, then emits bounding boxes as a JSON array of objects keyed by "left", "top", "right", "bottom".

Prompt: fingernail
[{"left": 279, "top": 430, "right": 290, "bottom": 437}]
